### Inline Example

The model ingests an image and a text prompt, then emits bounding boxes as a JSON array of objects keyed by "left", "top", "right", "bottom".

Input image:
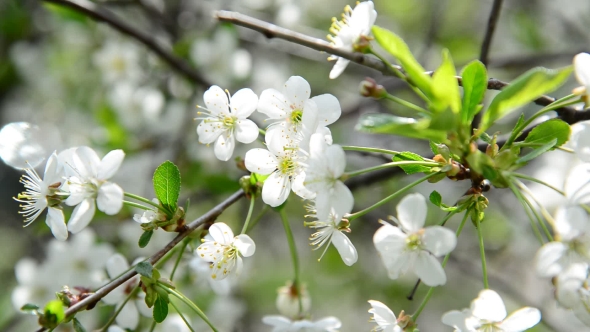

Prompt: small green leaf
[
  {"left": 138, "top": 230, "right": 154, "bottom": 248},
  {"left": 135, "top": 261, "right": 153, "bottom": 278},
  {"left": 356, "top": 113, "right": 448, "bottom": 142},
  {"left": 517, "top": 138, "right": 558, "bottom": 164},
  {"left": 153, "top": 296, "right": 169, "bottom": 323},
  {"left": 465, "top": 150, "right": 494, "bottom": 175},
  {"left": 371, "top": 26, "right": 434, "bottom": 99},
  {"left": 460, "top": 60, "right": 488, "bottom": 124},
  {"left": 429, "top": 141, "right": 439, "bottom": 155},
  {"left": 480, "top": 66, "right": 573, "bottom": 132},
  {"left": 21, "top": 303, "right": 40, "bottom": 315},
  {"left": 524, "top": 119, "right": 571, "bottom": 148},
  {"left": 429, "top": 191, "right": 442, "bottom": 207},
  {"left": 432, "top": 49, "right": 461, "bottom": 113},
  {"left": 153, "top": 161, "right": 181, "bottom": 211},
  {"left": 393, "top": 152, "right": 432, "bottom": 174},
  {"left": 73, "top": 318, "right": 87, "bottom": 332},
  {"left": 43, "top": 300, "right": 65, "bottom": 328}
]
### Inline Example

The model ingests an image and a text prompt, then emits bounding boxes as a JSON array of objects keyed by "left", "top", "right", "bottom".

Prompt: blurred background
[{"left": 1, "top": 0, "right": 589, "bottom": 331}]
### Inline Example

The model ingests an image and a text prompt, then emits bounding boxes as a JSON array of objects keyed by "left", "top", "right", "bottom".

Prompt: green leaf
[
  {"left": 465, "top": 150, "right": 494, "bottom": 175},
  {"left": 432, "top": 49, "right": 461, "bottom": 113},
  {"left": 393, "top": 152, "right": 432, "bottom": 174},
  {"left": 43, "top": 300, "right": 65, "bottom": 328},
  {"left": 429, "top": 191, "right": 442, "bottom": 206},
  {"left": 135, "top": 261, "right": 153, "bottom": 278},
  {"left": 153, "top": 296, "right": 169, "bottom": 323},
  {"left": 480, "top": 66, "right": 573, "bottom": 132},
  {"left": 20, "top": 303, "right": 39, "bottom": 315},
  {"left": 153, "top": 161, "right": 181, "bottom": 211},
  {"left": 356, "top": 113, "right": 448, "bottom": 142},
  {"left": 517, "top": 138, "right": 558, "bottom": 164},
  {"left": 138, "top": 230, "right": 154, "bottom": 248},
  {"left": 371, "top": 26, "right": 434, "bottom": 98},
  {"left": 460, "top": 60, "right": 488, "bottom": 124},
  {"left": 524, "top": 119, "right": 571, "bottom": 148},
  {"left": 73, "top": 318, "right": 87, "bottom": 332}
]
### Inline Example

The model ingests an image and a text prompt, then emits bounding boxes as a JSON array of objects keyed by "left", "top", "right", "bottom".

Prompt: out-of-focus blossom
[
  {"left": 262, "top": 315, "right": 342, "bottom": 331},
  {"left": 276, "top": 281, "right": 311, "bottom": 319},
  {"left": 368, "top": 300, "right": 401, "bottom": 332},
  {"left": 93, "top": 40, "right": 143, "bottom": 84}
]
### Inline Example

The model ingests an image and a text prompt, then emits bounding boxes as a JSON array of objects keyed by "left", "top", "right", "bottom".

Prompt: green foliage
[
  {"left": 460, "top": 60, "right": 487, "bottom": 124},
  {"left": 516, "top": 138, "right": 557, "bottom": 164},
  {"left": 153, "top": 161, "right": 181, "bottom": 212},
  {"left": 136, "top": 261, "right": 154, "bottom": 278},
  {"left": 356, "top": 113, "right": 448, "bottom": 142},
  {"left": 524, "top": 119, "right": 571, "bottom": 148},
  {"left": 43, "top": 3, "right": 88, "bottom": 23},
  {"left": 73, "top": 318, "right": 86, "bottom": 332},
  {"left": 20, "top": 303, "right": 39, "bottom": 314},
  {"left": 432, "top": 49, "right": 461, "bottom": 113},
  {"left": 393, "top": 151, "right": 432, "bottom": 174},
  {"left": 153, "top": 296, "right": 169, "bottom": 323},
  {"left": 479, "top": 66, "right": 573, "bottom": 133},
  {"left": 139, "top": 230, "right": 154, "bottom": 248},
  {"left": 41, "top": 300, "right": 65, "bottom": 329},
  {"left": 429, "top": 191, "right": 442, "bottom": 206}
]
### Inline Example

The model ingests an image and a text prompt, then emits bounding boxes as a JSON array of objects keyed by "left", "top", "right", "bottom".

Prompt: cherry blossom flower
[
  {"left": 196, "top": 85, "right": 259, "bottom": 161},
  {"left": 93, "top": 40, "right": 142, "bottom": 84},
  {"left": 571, "top": 121, "right": 590, "bottom": 163},
  {"left": 373, "top": 193, "right": 456, "bottom": 286},
  {"left": 15, "top": 152, "right": 68, "bottom": 240},
  {"left": 65, "top": 146, "right": 125, "bottom": 234},
  {"left": 262, "top": 315, "right": 342, "bottom": 332},
  {"left": 573, "top": 53, "right": 590, "bottom": 104},
  {"left": 327, "top": 1, "right": 377, "bottom": 79},
  {"left": 196, "top": 222, "right": 255, "bottom": 280},
  {"left": 555, "top": 263, "right": 590, "bottom": 326},
  {"left": 368, "top": 300, "right": 402, "bottom": 332},
  {"left": 442, "top": 289, "right": 541, "bottom": 332}
]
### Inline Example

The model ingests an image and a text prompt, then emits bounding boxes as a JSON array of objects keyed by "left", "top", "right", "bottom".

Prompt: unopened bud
[
  {"left": 436, "top": 144, "right": 451, "bottom": 160},
  {"left": 433, "top": 154, "right": 446, "bottom": 163},
  {"left": 276, "top": 281, "right": 311, "bottom": 319},
  {"left": 486, "top": 143, "right": 499, "bottom": 158},
  {"left": 360, "top": 78, "right": 386, "bottom": 98}
]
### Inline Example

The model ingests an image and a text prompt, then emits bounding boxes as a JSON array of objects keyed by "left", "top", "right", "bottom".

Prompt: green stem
[
  {"left": 475, "top": 216, "right": 489, "bottom": 289},
  {"left": 101, "top": 287, "right": 139, "bottom": 331},
  {"left": 123, "top": 200, "right": 153, "bottom": 211},
  {"left": 259, "top": 128, "right": 266, "bottom": 136},
  {"left": 246, "top": 205, "right": 270, "bottom": 233},
  {"left": 514, "top": 180, "right": 555, "bottom": 240},
  {"left": 509, "top": 173, "right": 565, "bottom": 196},
  {"left": 413, "top": 210, "right": 470, "bottom": 320},
  {"left": 148, "top": 321, "right": 157, "bottom": 332},
  {"left": 341, "top": 145, "right": 400, "bottom": 156},
  {"left": 344, "top": 161, "right": 439, "bottom": 178},
  {"left": 383, "top": 93, "right": 431, "bottom": 115},
  {"left": 438, "top": 210, "right": 458, "bottom": 226},
  {"left": 161, "top": 285, "right": 218, "bottom": 332},
  {"left": 170, "top": 239, "right": 190, "bottom": 281},
  {"left": 124, "top": 192, "right": 161, "bottom": 209},
  {"left": 279, "top": 209, "right": 302, "bottom": 314},
  {"left": 241, "top": 198, "right": 256, "bottom": 234},
  {"left": 169, "top": 300, "right": 196, "bottom": 332},
  {"left": 348, "top": 173, "right": 439, "bottom": 221},
  {"left": 509, "top": 182, "right": 545, "bottom": 245}
]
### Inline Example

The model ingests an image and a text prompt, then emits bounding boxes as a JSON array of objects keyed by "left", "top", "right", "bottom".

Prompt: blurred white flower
[
  {"left": 0, "top": 122, "right": 46, "bottom": 169},
  {"left": 262, "top": 315, "right": 341, "bottom": 331},
  {"left": 93, "top": 40, "right": 142, "bottom": 84},
  {"left": 373, "top": 193, "right": 456, "bottom": 286},
  {"left": 153, "top": 313, "right": 192, "bottom": 332},
  {"left": 196, "top": 85, "right": 259, "bottom": 161},
  {"left": 108, "top": 83, "right": 165, "bottom": 132},
  {"left": 441, "top": 289, "right": 541, "bottom": 332},
  {"left": 193, "top": 296, "right": 246, "bottom": 332},
  {"left": 573, "top": 52, "right": 590, "bottom": 104},
  {"left": 327, "top": 1, "right": 377, "bottom": 79},
  {"left": 571, "top": 121, "right": 590, "bottom": 162},
  {"left": 555, "top": 263, "right": 590, "bottom": 326},
  {"left": 196, "top": 222, "right": 256, "bottom": 280},
  {"left": 368, "top": 300, "right": 401, "bottom": 332},
  {"left": 276, "top": 281, "right": 311, "bottom": 319}
]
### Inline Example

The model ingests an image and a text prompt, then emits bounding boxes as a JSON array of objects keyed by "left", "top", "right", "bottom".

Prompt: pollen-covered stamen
[
  {"left": 277, "top": 154, "right": 298, "bottom": 176},
  {"left": 405, "top": 231, "right": 425, "bottom": 251},
  {"left": 290, "top": 109, "right": 303, "bottom": 125}
]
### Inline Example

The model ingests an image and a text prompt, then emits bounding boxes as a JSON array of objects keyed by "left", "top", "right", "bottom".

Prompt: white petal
[
  {"left": 565, "top": 163, "right": 590, "bottom": 204},
  {"left": 208, "top": 222, "right": 235, "bottom": 244},
  {"left": 422, "top": 226, "right": 457, "bottom": 256},
  {"left": 98, "top": 149, "right": 125, "bottom": 180},
  {"left": 106, "top": 253, "right": 129, "bottom": 278},
  {"left": 235, "top": 119, "right": 259, "bottom": 144},
  {"left": 292, "top": 171, "right": 316, "bottom": 200},
  {"left": 350, "top": 1, "right": 376, "bottom": 34},
  {"left": 572, "top": 121, "right": 590, "bottom": 162},
  {"left": 313, "top": 316, "right": 342, "bottom": 330},
  {"left": 397, "top": 193, "right": 427, "bottom": 232},
  {"left": 373, "top": 223, "right": 407, "bottom": 253},
  {"left": 441, "top": 309, "right": 472, "bottom": 332},
  {"left": 196, "top": 119, "right": 225, "bottom": 144},
  {"left": 368, "top": 300, "right": 397, "bottom": 327},
  {"left": 234, "top": 234, "right": 256, "bottom": 257},
  {"left": 554, "top": 205, "right": 588, "bottom": 240},
  {"left": 107, "top": 326, "right": 126, "bottom": 332},
  {"left": 262, "top": 172, "right": 291, "bottom": 207},
  {"left": 535, "top": 241, "right": 568, "bottom": 277},
  {"left": 329, "top": 57, "right": 350, "bottom": 79},
  {"left": 325, "top": 144, "right": 346, "bottom": 177},
  {"left": 213, "top": 134, "right": 235, "bottom": 161},
  {"left": 230, "top": 88, "right": 258, "bottom": 118},
  {"left": 309, "top": 132, "right": 327, "bottom": 158},
  {"left": 203, "top": 85, "right": 230, "bottom": 116},
  {"left": 283, "top": 76, "right": 310, "bottom": 110},
  {"left": 67, "top": 198, "right": 96, "bottom": 233},
  {"left": 311, "top": 94, "right": 341, "bottom": 126},
  {"left": 415, "top": 252, "right": 447, "bottom": 286},
  {"left": 262, "top": 315, "right": 292, "bottom": 328},
  {"left": 498, "top": 307, "right": 541, "bottom": 331},
  {"left": 73, "top": 146, "right": 100, "bottom": 178},
  {"left": 574, "top": 53, "right": 590, "bottom": 88},
  {"left": 385, "top": 252, "right": 412, "bottom": 280},
  {"left": 471, "top": 289, "right": 507, "bottom": 323},
  {"left": 46, "top": 207, "right": 68, "bottom": 241},
  {"left": 116, "top": 299, "right": 139, "bottom": 329},
  {"left": 97, "top": 182, "right": 124, "bottom": 215},
  {"left": 332, "top": 231, "right": 357, "bottom": 266},
  {"left": 315, "top": 182, "right": 353, "bottom": 221},
  {"left": 258, "top": 88, "right": 289, "bottom": 119},
  {"left": 44, "top": 152, "right": 62, "bottom": 184},
  {"left": 245, "top": 148, "right": 277, "bottom": 174}
]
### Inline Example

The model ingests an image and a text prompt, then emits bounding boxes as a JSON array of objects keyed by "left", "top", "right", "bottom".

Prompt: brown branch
[
  {"left": 479, "top": 0, "right": 504, "bottom": 67},
  {"left": 41, "top": 0, "right": 211, "bottom": 86},
  {"left": 37, "top": 190, "right": 244, "bottom": 331}
]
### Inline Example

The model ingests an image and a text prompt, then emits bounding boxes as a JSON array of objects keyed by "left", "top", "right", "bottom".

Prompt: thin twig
[
  {"left": 479, "top": 0, "right": 504, "bottom": 67},
  {"left": 36, "top": 190, "right": 244, "bottom": 331},
  {"left": 42, "top": 0, "right": 210, "bottom": 86}
]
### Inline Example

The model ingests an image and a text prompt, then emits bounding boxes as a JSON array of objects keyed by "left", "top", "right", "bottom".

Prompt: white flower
[
  {"left": 276, "top": 281, "right": 312, "bottom": 319},
  {"left": 555, "top": 263, "right": 590, "bottom": 326},
  {"left": 93, "top": 40, "right": 142, "bottom": 84},
  {"left": 327, "top": 1, "right": 377, "bottom": 79},
  {"left": 573, "top": 53, "right": 590, "bottom": 101},
  {"left": 102, "top": 254, "right": 151, "bottom": 329},
  {"left": 196, "top": 222, "right": 256, "bottom": 280},
  {"left": 189, "top": 257, "right": 233, "bottom": 295},
  {"left": 133, "top": 199, "right": 163, "bottom": 224},
  {"left": 304, "top": 133, "right": 353, "bottom": 221},
  {"left": 15, "top": 152, "right": 68, "bottom": 241},
  {"left": 64, "top": 147, "right": 125, "bottom": 234},
  {"left": 306, "top": 204, "right": 357, "bottom": 266},
  {"left": 373, "top": 193, "right": 456, "bottom": 286},
  {"left": 368, "top": 300, "right": 401, "bottom": 332},
  {"left": 262, "top": 315, "right": 342, "bottom": 331},
  {"left": 571, "top": 121, "right": 590, "bottom": 163},
  {"left": 442, "top": 289, "right": 541, "bottom": 332},
  {"left": 0, "top": 122, "right": 46, "bottom": 170},
  {"left": 196, "top": 85, "right": 259, "bottom": 161}
]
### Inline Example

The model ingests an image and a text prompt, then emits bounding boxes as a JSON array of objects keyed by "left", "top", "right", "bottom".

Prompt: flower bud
[
  {"left": 359, "top": 78, "right": 386, "bottom": 98},
  {"left": 276, "top": 281, "right": 311, "bottom": 319}
]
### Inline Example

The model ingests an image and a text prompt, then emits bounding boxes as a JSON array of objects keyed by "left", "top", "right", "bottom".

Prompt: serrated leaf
[
  {"left": 153, "top": 296, "right": 169, "bottom": 323},
  {"left": 135, "top": 261, "right": 153, "bottom": 278},
  {"left": 393, "top": 152, "right": 432, "bottom": 174},
  {"left": 371, "top": 26, "right": 434, "bottom": 99},
  {"left": 480, "top": 66, "right": 573, "bottom": 132},
  {"left": 432, "top": 49, "right": 461, "bottom": 113},
  {"left": 517, "top": 138, "right": 558, "bottom": 164},
  {"left": 139, "top": 230, "right": 154, "bottom": 248},
  {"left": 73, "top": 318, "right": 86, "bottom": 332},
  {"left": 460, "top": 60, "right": 488, "bottom": 124},
  {"left": 153, "top": 161, "right": 181, "bottom": 211},
  {"left": 524, "top": 119, "right": 571, "bottom": 148},
  {"left": 356, "top": 113, "right": 448, "bottom": 142},
  {"left": 429, "top": 191, "right": 442, "bottom": 206}
]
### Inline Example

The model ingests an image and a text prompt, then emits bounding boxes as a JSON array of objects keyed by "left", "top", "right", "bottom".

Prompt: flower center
[
  {"left": 290, "top": 109, "right": 303, "bottom": 125},
  {"left": 406, "top": 233, "right": 423, "bottom": 250},
  {"left": 278, "top": 156, "right": 297, "bottom": 176},
  {"left": 222, "top": 115, "right": 236, "bottom": 129}
]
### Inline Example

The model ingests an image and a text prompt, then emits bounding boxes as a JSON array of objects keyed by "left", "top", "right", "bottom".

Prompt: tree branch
[
  {"left": 37, "top": 190, "right": 244, "bottom": 331},
  {"left": 215, "top": 10, "right": 577, "bottom": 117},
  {"left": 42, "top": 0, "right": 211, "bottom": 86},
  {"left": 479, "top": 0, "right": 504, "bottom": 67}
]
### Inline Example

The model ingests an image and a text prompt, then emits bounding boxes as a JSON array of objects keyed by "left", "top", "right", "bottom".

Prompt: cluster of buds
[{"left": 432, "top": 144, "right": 471, "bottom": 181}]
